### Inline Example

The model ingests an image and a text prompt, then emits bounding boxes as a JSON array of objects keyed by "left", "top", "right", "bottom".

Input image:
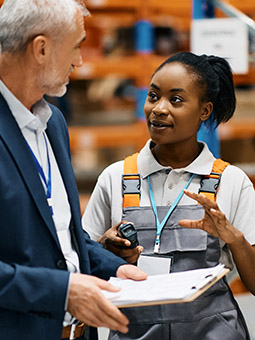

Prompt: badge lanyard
[
  {"left": 148, "top": 173, "right": 194, "bottom": 253},
  {"left": 27, "top": 133, "right": 53, "bottom": 215}
]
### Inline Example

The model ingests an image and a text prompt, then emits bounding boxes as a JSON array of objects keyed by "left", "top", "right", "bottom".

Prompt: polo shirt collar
[{"left": 139, "top": 139, "right": 215, "bottom": 179}]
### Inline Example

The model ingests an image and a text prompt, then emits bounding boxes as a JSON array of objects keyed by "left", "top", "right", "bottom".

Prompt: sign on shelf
[{"left": 191, "top": 18, "right": 249, "bottom": 74}]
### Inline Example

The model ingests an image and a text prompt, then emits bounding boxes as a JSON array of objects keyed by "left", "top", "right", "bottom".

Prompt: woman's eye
[
  {"left": 148, "top": 92, "right": 158, "bottom": 101},
  {"left": 171, "top": 96, "right": 182, "bottom": 103}
]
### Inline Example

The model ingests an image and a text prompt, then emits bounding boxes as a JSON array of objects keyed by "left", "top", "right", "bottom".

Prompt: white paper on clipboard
[{"left": 102, "top": 264, "right": 229, "bottom": 308}]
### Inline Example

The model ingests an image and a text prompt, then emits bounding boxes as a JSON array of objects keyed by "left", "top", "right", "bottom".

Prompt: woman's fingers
[
  {"left": 178, "top": 218, "right": 204, "bottom": 230},
  {"left": 184, "top": 190, "right": 218, "bottom": 210}
]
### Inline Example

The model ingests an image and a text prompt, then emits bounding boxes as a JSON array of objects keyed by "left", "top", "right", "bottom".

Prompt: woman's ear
[{"left": 201, "top": 102, "right": 213, "bottom": 122}]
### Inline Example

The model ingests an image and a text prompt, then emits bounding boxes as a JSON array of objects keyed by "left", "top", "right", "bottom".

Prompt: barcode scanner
[{"left": 118, "top": 222, "right": 139, "bottom": 248}]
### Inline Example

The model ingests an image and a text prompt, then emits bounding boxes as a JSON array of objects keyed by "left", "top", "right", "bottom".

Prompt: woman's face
[{"left": 144, "top": 62, "right": 212, "bottom": 147}]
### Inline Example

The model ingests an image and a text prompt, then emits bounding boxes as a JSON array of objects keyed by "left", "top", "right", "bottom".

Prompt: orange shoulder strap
[
  {"left": 122, "top": 156, "right": 229, "bottom": 207},
  {"left": 199, "top": 158, "right": 230, "bottom": 202},
  {"left": 122, "top": 153, "right": 140, "bottom": 208}
]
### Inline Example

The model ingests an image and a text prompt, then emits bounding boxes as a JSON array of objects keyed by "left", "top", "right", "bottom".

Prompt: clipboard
[{"left": 102, "top": 264, "right": 230, "bottom": 308}]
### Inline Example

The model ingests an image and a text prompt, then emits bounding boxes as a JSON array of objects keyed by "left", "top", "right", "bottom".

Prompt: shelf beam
[{"left": 69, "top": 121, "right": 150, "bottom": 152}]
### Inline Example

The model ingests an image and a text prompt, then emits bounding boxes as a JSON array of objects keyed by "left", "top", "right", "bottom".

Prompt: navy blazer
[{"left": 0, "top": 94, "right": 126, "bottom": 340}]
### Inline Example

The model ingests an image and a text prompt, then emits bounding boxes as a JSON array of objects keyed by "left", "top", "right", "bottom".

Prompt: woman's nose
[{"left": 152, "top": 98, "right": 170, "bottom": 116}]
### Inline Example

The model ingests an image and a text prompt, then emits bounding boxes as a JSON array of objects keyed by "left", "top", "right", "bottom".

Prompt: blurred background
[{"left": 56, "top": 0, "right": 255, "bottom": 211}]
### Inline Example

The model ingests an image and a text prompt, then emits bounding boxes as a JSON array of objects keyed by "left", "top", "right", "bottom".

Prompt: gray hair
[{"left": 0, "top": 0, "right": 90, "bottom": 54}]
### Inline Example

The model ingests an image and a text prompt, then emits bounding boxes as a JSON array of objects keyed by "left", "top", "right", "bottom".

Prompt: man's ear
[
  {"left": 201, "top": 102, "right": 213, "bottom": 122},
  {"left": 32, "top": 35, "right": 50, "bottom": 64}
]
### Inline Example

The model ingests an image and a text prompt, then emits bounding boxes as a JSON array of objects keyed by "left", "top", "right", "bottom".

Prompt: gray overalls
[{"left": 109, "top": 156, "right": 250, "bottom": 340}]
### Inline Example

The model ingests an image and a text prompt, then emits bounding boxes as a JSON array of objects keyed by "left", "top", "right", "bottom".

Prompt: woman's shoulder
[
  {"left": 223, "top": 163, "right": 252, "bottom": 179},
  {"left": 97, "top": 160, "right": 124, "bottom": 185},
  {"left": 221, "top": 163, "right": 254, "bottom": 190}
]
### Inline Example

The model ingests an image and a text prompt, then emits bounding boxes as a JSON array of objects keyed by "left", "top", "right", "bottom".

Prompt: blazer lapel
[
  {"left": 45, "top": 107, "right": 86, "bottom": 264},
  {"left": 0, "top": 94, "right": 61, "bottom": 249},
  {"left": 46, "top": 109, "right": 81, "bottom": 224}
]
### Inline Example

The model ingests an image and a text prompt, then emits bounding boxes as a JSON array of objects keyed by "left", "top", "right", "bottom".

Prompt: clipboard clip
[{"left": 191, "top": 273, "right": 214, "bottom": 290}]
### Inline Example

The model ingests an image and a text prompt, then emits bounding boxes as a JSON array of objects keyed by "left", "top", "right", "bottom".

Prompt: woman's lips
[{"left": 150, "top": 120, "right": 174, "bottom": 129}]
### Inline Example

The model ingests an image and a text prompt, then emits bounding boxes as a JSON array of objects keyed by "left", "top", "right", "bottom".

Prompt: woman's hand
[
  {"left": 97, "top": 222, "right": 143, "bottom": 264},
  {"left": 179, "top": 189, "right": 255, "bottom": 295},
  {"left": 178, "top": 190, "right": 242, "bottom": 245}
]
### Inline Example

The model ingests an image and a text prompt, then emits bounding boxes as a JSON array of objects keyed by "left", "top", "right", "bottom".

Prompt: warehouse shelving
[
  {"left": 1, "top": 0, "right": 255, "bottom": 189},
  {"left": 69, "top": 1, "right": 255, "bottom": 189}
]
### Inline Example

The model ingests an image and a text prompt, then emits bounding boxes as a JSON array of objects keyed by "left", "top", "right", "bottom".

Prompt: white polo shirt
[{"left": 82, "top": 139, "right": 255, "bottom": 269}]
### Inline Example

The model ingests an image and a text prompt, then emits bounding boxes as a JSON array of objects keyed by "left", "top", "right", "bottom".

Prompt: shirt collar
[
  {"left": 139, "top": 139, "right": 215, "bottom": 178},
  {"left": 0, "top": 79, "right": 52, "bottom": 133}
]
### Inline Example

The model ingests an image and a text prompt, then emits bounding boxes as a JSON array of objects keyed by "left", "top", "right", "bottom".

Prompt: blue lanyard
[
  {"left": 27, "top": 133, "right": 53, "bottom": 215},
  {"left": 148, "top": 173, "right": 194, "bottom": 253}
]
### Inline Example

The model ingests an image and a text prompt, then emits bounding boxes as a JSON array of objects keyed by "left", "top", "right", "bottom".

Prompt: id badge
[{"left": 138, "top": 254, "right": 172, "bottom": 275}]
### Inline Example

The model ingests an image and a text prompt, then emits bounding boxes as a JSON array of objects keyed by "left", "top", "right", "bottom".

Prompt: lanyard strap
[
  {"left": 27, "top": 133, "right": 53, "bottom": 215},
  {"left": 148, "top": 173, "right": 194, "bottom": 253}
]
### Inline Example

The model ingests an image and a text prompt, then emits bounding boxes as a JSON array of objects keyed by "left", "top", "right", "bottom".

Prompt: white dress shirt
[{"left": 0, "top": 80, "right": 79, "bottom": 324}]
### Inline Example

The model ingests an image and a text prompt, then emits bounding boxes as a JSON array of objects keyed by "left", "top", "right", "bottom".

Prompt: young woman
[{"left": 82, "top": 52, "right": 255, "bottom": 339}]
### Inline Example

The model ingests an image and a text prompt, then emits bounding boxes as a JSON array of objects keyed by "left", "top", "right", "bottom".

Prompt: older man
[{"left": 0, "top": 1, "right": 147, "bottom": 339}]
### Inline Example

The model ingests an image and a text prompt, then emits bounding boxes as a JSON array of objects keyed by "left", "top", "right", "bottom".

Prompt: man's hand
[
  {"left": 67, "top": 273, "right": 129, "bottom": 333},
  {"left": 116, "top": 264, "right": 148, "bottom": 281},
  {"left": 97, "top": 222, "right": 143, "bottom": 264}
]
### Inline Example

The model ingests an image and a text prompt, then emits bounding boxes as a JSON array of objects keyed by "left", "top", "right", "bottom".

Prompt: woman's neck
[{"left": 151, "top": 141, "right": 202, "bottom": 169}]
